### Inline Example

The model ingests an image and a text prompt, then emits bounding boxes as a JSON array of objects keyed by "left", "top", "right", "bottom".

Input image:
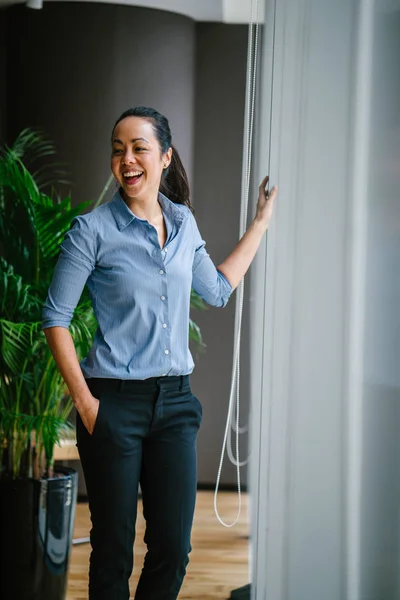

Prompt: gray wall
[
  {"left": 190, "top": 22, "right": 249, "bottom": 486},
  {"left": 5, "top": 3, "right": 196, "bottom": 206},
  {"left": 3, "top": 5, "right": 249, "bottom": 485}
]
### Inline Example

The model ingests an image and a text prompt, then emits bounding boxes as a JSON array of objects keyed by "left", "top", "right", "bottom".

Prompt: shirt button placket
[{"left": 159, "top": 262, "right": 171, "bottom": 372}]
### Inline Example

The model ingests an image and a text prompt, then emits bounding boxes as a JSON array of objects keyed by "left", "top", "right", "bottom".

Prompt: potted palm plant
[
  {"left": 0, "top": 130, "right": 97, "bottom": 600},
  {"left": 0, "top": 130, "right": 206, "bottom": 600}
]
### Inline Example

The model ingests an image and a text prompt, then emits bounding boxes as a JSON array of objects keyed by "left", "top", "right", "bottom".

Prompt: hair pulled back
[{"left": 112, "top": 106, "right": 193, "bottom": 212}]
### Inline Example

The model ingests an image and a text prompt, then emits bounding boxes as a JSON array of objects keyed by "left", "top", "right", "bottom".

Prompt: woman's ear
[{"left": 164, "top": 147, "right": 173, "bottom": 169}]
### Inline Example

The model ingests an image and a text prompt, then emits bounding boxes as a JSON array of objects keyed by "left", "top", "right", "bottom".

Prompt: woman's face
[{"left": 111, "top": 116, "right": 172, "bottom": 203}]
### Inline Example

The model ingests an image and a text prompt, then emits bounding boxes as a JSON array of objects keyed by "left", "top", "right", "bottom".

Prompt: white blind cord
[{"left": 214, "top": 0, "right": 260, "bottom": 528}]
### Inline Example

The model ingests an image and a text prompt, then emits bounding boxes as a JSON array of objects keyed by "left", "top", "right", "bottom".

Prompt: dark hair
[{"left": 112, "top": 106, "right": 193, "bottom": 212}]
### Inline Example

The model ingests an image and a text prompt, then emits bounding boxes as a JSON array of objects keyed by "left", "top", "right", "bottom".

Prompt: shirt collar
[{"left": 110, "top": 190, "right": 186, "bottom": 231}]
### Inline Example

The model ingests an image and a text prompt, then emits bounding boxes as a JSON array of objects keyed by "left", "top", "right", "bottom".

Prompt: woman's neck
[{"left": 123, "top": 192, "right": 162, "bottom": 222}]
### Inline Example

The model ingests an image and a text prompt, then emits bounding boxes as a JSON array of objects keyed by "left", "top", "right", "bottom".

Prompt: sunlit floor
[{"left": 67, "top": 490, "right": 250, "bottom": 600}]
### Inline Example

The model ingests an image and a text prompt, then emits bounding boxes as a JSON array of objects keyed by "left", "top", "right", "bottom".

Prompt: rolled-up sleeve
[
  {"left": 42, "top": 215, "right": 96, "bottom": 330},
  {"left": 190, "top": 213, "right": 232, "bottom": 308}
]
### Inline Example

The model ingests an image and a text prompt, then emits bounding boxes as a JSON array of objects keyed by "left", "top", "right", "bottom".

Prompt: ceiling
[{"left": 0, "top": 0, "right": 265, "bottom": 22}]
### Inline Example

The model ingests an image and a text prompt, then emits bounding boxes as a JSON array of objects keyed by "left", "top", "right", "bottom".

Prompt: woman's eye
[
  {"left": 136, "top": 147, "right": 146, "bottom": 152},
  {"left": 112, "top": 149, "right": 122, "bottom": 155}
]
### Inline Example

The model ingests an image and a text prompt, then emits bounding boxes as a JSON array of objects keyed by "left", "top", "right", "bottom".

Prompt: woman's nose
[{"left": 122, "top": 152, "right": 135, "bottom": 165}]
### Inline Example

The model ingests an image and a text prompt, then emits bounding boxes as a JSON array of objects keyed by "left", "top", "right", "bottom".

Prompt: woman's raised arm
[{"left": 217, "top": 175, "right": 278, "bottom": 290}]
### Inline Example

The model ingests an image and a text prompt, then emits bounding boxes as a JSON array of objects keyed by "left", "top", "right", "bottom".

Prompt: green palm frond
[
  {"left": 0, "top": 131, "right": 95, "bottom": 479},
  {"left": 70, "top": 315, "right": 97, "bottom": 360},
  {"left": 0, "top": 149, "right": 90, "bottom": 287},
  {"left": 34, "top": 195, "right": 91, "bottom": 262},
  {"left": 190, "top": 289, "right": 208, "bottom": 311},
  {"left": 11, "top": 128, "right": 57, "bottom": 161},
  {"left": 189, "top": 318, "right": 206, "bottom": 349},
  {"left": 0, "top": 149, "right": 38, "bottom": 212},
  {"left": 0, "top": 320, "right": 40, "bottom": 374},
  {"left": 0, "top": 408, "right": 75, "bottom": 477},
  {"left": 0, "top": 260, "right": 41, "bottom": 321},
  {"left": 9, "top": 128, "right": 69, "bottom": 190},
  {"left": 0, "top": 151, "right": 43, "bottom": 283},
  {"left": 40, "top": 416, "right": 75, "bottom": 469}
]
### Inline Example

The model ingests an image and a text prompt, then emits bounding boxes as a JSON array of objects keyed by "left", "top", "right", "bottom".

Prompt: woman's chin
[{"left": 121, "top": 181, "right": 144, "bottom": 199}]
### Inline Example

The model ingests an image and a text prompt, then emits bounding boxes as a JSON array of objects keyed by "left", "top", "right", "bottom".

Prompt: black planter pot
[
  {"left": 0, "top": 466, "right": 78, "bottom": 600},
  {"left": 229, "top": 584, "right": 251, "bottom": 599}
]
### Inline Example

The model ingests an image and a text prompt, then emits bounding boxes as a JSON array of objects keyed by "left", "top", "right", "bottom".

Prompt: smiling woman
[
  {"left": 111, "top": 124, "right": 168, "bottom": 202},
  {"left": 1, "top": 1, "right": 268, "bottom": 596},
  {"left": 41, "top": 104, "right": 276, "bottom": 600},
  {"left": 111, "top": 107, "right": 191, "bottom": 220}
]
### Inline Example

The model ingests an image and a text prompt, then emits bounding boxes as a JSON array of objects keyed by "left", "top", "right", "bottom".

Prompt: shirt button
[
  {"left": 160, "top": 295, "right": 166, "bottom": 301},
  {"left": 164, "top": 350, "right": 169, "bottom": 355},
  {"left": 164, "top": 248, "right": 168, "bottom": 253},
  {"left": 159, "top": 269, "right": 164, "bottom": 275},
  {"left": 162, "top": 323, "right": 167, "bottom": 328}
]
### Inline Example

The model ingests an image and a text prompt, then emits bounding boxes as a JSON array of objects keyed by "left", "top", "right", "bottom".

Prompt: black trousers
[{"left": 76, "top": 374, "right": 202, "bottom": 600}]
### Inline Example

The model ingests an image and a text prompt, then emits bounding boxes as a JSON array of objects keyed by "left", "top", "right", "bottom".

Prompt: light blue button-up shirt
[{"left": 42, "top": 191, "right": 232, "bottom": 380}]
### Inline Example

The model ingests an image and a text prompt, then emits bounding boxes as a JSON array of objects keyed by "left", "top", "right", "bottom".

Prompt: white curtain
[{"left": 249, "top": 1, "right": 400, "bottom": 598}]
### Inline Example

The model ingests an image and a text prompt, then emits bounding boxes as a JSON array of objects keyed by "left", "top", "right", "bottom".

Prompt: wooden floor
[{"left": 67, "top": 490, "right": 250, "bottom": 600}]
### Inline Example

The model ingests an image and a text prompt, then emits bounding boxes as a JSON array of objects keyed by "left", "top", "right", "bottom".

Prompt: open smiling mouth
[{"left": 123, "top": 171, "right": 144, "bottom": 185}]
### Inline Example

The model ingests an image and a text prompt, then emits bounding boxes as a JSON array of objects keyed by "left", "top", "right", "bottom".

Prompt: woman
[{"left": 42, "top": 106, "right": 277, "bottom": 600}]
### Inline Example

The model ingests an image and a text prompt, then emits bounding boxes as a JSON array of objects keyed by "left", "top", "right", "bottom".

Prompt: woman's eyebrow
[{"left": 112, "top": 137, "right": 149, "bottom": 145}]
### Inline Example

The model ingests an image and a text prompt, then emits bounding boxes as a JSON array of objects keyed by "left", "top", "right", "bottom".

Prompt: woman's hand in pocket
[{"left": 78, "top": 395, "right": 100, "bottom": 435}]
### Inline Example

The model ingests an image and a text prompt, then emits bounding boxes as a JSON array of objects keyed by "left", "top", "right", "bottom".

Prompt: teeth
[{"left": 123, "top": 171, "right": 143, "bottom": 177}]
